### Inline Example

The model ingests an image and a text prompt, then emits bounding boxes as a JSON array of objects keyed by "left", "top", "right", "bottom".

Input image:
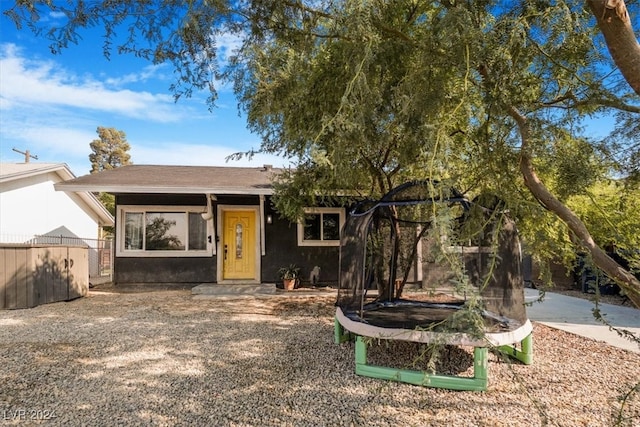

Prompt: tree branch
[
  {"left": 508, "top": 105, "right": 640, "bottom": 308},
  {"left": 587, "top": 0, "right": 640, "bottom": 96},
  {"left": 540, "top": 94, "right": 640, "bottom": 113}
]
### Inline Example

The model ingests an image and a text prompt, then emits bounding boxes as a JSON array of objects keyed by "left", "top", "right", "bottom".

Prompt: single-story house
[
  {"left": 54, "top": 164, "right": 344, "bottom": 287},
  {"left": 0, "top": 162, "right": 114, "bottom": 244}
]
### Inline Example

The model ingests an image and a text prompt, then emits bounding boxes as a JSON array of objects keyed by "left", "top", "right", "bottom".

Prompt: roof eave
[
  {"left": 75, "top": 192, "right": 115, "bottom": 226},
  {"left": 54, "top": 184, "right": 274, "bottom": 196},
  {"left": 0, "top": 163, "right": 73, "bottom": 183}
]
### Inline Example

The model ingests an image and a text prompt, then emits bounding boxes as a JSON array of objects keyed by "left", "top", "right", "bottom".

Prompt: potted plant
[{"left": 278, "top": 264, "right": 300, "bottom": 291}]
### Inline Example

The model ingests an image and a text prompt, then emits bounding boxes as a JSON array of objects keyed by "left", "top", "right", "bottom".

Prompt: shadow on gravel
[{"left": 0, "top": 291, "right": 638, "bottom": 426}]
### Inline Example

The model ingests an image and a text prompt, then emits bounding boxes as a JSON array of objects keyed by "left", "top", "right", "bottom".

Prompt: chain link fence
[{"left": 0, "top": 234, "right": 112, "bottom": 282}]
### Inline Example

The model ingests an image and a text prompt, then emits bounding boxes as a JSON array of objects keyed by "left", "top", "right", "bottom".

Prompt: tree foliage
[
  {"left": 88, "top": 126, "right": 132, "bottom": 220},
  {"left": 89, "top": 126, "right": 132, "bottom": 173},
  {"left": 4, "top": 0, "right": 639, "bottom": 305},
  {"left": 145, "top": 216, "right": 183, "bottom": 250}
]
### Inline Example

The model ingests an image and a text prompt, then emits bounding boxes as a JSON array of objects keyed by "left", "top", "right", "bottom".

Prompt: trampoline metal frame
[{"left": 334, "top": 316, "right": 533, "bottom": 391}]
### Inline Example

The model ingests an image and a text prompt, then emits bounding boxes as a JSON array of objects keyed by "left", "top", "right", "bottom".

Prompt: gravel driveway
[{"left": 1, "top": 289, "right": 638, "bottom": 426}]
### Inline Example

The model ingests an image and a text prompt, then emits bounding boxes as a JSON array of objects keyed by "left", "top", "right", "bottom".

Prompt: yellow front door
[{"left": 222, "top": 210, "right": 256, "bottom": 280}]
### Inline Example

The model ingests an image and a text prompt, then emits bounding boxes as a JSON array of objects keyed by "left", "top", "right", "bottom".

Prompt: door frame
[{"left": 216, "top": 205, "right": 261, "bottom": 284}]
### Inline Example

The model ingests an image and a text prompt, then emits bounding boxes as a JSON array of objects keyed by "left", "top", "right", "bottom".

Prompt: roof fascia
[
  {"left": 54, "top": 184, "right": 274, "bottom": 195},
  {"left": 0, "top": 163, "right": 71, "bottom": 183},
  {"left": 74, "top": 191, "right": 115, "bottom": 226}
]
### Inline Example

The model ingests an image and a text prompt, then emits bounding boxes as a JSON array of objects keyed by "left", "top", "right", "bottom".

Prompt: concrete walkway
[
  {"left": 191, "top": 284, "right": 639, "bottom": 353},
  {"left": 524, "top": 288, "right": 640, "bottom": 353}
]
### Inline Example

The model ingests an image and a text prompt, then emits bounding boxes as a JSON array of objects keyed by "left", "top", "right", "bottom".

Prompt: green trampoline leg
[
  {"left": 353, "top": 336, "right": 488, "bottom": 391},
  {"left": 473, "top": 347, "right": 488, "bottom": 382},
  {"left": 497, "top": 333, "right": 533, "bottom": 365},
  {"left": 334, "top": 317, "right": 352, "bottom": 344}
]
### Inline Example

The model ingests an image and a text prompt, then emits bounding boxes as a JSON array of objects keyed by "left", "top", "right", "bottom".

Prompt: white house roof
[
  {"left": 0, "top": 163, "right": 74, "bottom": 182},
  {"left": 0, "top": 162, "right": 114, "bottom": 226},
  {"left": 54, "top": 164, "right": 284, "bottom": 195}
]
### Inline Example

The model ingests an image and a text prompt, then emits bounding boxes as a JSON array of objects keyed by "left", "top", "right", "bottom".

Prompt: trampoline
[{"left": 334, "top": 181, "right": 533, "bottom": 391}]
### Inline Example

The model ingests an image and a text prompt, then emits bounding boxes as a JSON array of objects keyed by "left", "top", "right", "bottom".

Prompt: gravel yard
[{"left": 1, "top": 289, "right": 639, "bottom": 427}]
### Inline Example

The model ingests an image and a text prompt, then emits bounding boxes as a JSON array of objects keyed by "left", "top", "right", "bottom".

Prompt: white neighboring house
[{"left": 0, "top": 163, "right": 114, "bottom": 277}]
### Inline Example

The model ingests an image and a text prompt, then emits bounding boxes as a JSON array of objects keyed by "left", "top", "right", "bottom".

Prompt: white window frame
[
  {"left": 297, "top": 207, "right": 345, "bottom": 247},
  {"left": 116, "top": 205, "right": 212, "bottom": 257}
]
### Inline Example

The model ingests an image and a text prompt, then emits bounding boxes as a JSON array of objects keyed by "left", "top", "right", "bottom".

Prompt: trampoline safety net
[{"left": 336, "top": 180, "right": 528, "bottom": 334}]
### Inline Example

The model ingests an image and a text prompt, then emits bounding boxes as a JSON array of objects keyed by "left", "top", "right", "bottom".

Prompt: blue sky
[
  {"left": 0, "top": 10, "right": 291, "bottom": 176},
  {"left": 1, "top": 7, "right": 631, "bottom": 178}
]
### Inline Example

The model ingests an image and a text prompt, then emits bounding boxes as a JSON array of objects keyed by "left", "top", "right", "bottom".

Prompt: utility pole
[{"left": 12, "top": 148, "right": 38, "bottom": 163}]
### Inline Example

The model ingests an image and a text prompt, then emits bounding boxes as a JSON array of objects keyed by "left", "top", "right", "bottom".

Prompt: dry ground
[{"left": 0, "top": 289, "right": 638, "bottom": 427}]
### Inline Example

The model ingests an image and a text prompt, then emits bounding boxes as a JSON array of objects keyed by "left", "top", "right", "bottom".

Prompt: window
[
  {"left": 297, "top": 208, "right": 344, "bottom": 246},
  {"left": 118, "top": 206, "right": 210, "bottom": 257}
]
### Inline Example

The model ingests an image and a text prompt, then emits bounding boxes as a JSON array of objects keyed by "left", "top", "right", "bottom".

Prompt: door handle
[{"left": 224, "top": 245, "right": 228, "bottom": 260}]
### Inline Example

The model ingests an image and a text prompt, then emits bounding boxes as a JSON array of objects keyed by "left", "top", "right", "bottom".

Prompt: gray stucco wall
[
  {"left": 112, "top": 193, "right": 340, "bottom": 286},
  {"left": 114, "top": 256, "right": 216, "bottom": 284}
]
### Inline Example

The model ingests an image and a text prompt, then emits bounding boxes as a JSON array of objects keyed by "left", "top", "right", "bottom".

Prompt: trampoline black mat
[{"left": 345, "top": 300, "right": 520, "bottom": 332}]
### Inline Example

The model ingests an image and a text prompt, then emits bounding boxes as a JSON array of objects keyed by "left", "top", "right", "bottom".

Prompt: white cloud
[
  {"left": 131, "top": 141, "right": 291, "bottom": 168},
  {"left": 216, "top": 31, "right": 244, "bottom": 64},
  {"left": 0, "top": 41, "right": 290, "bottom": 176},
  {"left": 0, "top": 43, "right": 182, "bottom": 121},
  {"left": 15, "top": 125, "right": 95, "bottom": 157},
  {"left": 48, "top": 11, "right": 67, "bottom": 20},
  {"left": 103, "top": 63, "right": 170, "bottom": 87}
]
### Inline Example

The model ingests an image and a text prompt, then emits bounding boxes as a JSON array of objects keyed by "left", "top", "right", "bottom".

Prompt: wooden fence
[{"left": 0, "top": 244, "right": 88, "bottom": 309}]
